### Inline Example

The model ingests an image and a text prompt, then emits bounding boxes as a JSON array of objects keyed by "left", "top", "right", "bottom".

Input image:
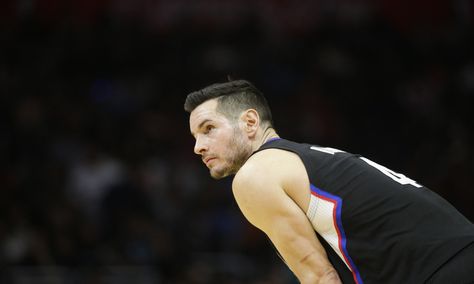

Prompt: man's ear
[{"left": 240, "top": 109, "right": 260, "bottom": 138}]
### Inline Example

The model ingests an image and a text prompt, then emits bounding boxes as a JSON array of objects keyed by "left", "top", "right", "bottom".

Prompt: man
[{"left": 184, "top": 79, "right": 474, "bottom": 284}]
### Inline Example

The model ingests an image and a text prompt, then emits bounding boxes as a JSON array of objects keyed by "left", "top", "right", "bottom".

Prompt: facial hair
[{"left": 210, "top": 126, "right": 253, "bottom": 180}]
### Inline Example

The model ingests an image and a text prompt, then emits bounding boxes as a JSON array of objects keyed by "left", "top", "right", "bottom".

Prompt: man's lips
[{"left": 203, "top": 157, "right": 216, "bottom": 165}]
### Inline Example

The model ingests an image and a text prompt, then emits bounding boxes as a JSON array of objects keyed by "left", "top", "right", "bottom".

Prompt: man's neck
[
  {"left": 253, "top": 126, "right": 279, "bottom": 152},
  {"left": 236, "top": 127, "right": 279, "bottom": 175}
]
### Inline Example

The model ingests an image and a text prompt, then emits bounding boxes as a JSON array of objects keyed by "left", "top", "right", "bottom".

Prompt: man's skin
[{"left": 189, "top": 98, "right": 342, "bottom": 283}]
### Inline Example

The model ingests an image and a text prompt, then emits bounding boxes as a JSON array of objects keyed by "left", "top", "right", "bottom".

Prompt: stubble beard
[{"left": 210, "top": 126, "right": 252, "bottom": 180}]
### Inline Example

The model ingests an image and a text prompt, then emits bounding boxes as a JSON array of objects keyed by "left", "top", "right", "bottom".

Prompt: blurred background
[{"left": 1, "top": 0, "right": 473, "bottom": 283}]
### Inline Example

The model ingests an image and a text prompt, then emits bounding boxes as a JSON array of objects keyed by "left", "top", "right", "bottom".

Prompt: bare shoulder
[
  {"left": 234, "top": 149, "right": 297, "bottom": 186},
  {"left": 232, "top": 148, "right": 309, "bottom": 229},
  {"left": 233, "top": 149, "right": 309, "bottom": 206}
]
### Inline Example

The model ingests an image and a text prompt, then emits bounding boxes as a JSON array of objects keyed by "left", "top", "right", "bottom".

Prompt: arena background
[{"left": 1, "top": 0, "right": 473, "bottom": 283}]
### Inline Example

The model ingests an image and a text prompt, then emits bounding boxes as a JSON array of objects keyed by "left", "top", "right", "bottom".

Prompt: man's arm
[{"left": 232, "top": 152, "right": 341, "bottom": 284}]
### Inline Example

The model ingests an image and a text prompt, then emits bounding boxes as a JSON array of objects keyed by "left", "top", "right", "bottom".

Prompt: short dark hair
[{"left": 184, "top": 80, "right": 274, "bottom": 128}]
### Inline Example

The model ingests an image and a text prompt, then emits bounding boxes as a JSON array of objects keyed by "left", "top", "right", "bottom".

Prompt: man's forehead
[
  {"left": 189, "top": 99, "right": 220, "bottom": 131},
  {"left": 194, "top": 99, "right": 218, "bottom": 114},
  {"left": 190, "top": 99, "right": 218, "bottom": 121}
]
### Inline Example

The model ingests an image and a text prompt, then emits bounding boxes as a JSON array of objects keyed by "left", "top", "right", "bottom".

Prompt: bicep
[{"left": 233, "top": 174, "right": 337, "bottom": 282}]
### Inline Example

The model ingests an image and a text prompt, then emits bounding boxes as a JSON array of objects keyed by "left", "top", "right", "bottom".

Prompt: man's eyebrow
[{"left": 191, "top": 119, "right": 212, "bottom": 136}]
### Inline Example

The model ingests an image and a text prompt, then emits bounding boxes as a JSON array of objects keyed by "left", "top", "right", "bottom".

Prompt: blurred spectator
[{"left": 66, "top": 143, "right": 124, "bottom": 220}]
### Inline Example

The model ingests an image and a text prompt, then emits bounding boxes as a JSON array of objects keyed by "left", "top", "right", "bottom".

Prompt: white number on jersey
[
  {"left": 359, "top": 157, "right": 422, "bottom": 188},
  {"left": 310, "top": 146, "right": 344, "bottom": 155},
  {"left": 310, "top": 146, "right": 422, "bottom": 188}
]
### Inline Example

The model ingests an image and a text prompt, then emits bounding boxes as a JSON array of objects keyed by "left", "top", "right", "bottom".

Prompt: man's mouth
[{"left": 203, "top": 157, "right": 216, "bottom": 165}]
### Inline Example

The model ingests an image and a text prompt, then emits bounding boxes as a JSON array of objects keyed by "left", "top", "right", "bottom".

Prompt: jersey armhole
[{"left": 306, "top": 193, "right": 318, "bottom": 222}]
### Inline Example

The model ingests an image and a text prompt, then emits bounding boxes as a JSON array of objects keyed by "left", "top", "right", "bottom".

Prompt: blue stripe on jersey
[{"left": 310, "top": 184, "right": 364, "bottom": 284}]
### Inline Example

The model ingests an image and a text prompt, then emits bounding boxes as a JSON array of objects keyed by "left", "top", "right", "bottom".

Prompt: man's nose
[{"left": 194, "top": 136, "right": 208, "bottom": 155}]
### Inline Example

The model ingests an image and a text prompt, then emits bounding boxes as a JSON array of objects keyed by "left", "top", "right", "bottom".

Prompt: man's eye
[{"left": 205, "top": 125, "right": 214, "bottom": 133}]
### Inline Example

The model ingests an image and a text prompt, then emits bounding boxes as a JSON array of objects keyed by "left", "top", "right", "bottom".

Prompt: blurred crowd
[{"left": 1, "top": 0, "right": 473, "bottom": 283}]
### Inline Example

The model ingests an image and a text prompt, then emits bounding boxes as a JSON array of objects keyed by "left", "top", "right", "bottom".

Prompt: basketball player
[{"left": 184, "top": 80, "right": 474, "bottom": 284}]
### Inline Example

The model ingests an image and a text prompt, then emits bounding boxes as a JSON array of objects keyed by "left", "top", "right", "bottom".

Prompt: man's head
[{"left": 185, "top": 80, "right": 274, "bottom": 179}]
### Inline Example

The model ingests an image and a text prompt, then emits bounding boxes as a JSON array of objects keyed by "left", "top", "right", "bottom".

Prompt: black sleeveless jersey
[{"left": 253, "top": 138, "right": 474, "bottom": 284}]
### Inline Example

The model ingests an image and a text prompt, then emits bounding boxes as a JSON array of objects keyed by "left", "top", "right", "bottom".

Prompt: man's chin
[
  {"left": 210, "top": 171, "right": 228, "bottom": 180},
  {"left": 209, "top": 168, "right": 233, "bottom": 180}
]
